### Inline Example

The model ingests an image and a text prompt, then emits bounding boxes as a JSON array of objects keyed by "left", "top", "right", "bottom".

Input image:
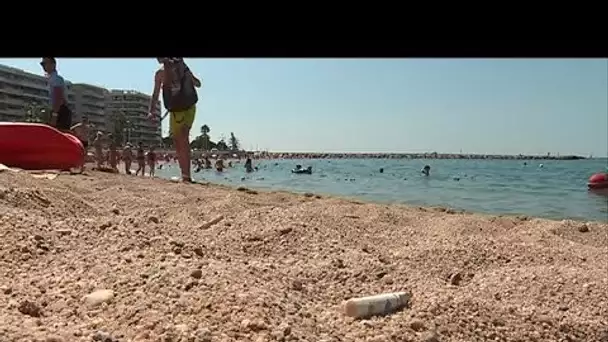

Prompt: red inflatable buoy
[
  {"left": 0, "top": 123, "right": 84, "bottom": 170},
  {"left": 588, "top": 173, "right": 608, "bottom": 190}
]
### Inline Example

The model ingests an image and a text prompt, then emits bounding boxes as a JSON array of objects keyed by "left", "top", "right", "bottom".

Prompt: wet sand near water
[{"left": 0, "top": 170, "right": 606, "bottom": 342}]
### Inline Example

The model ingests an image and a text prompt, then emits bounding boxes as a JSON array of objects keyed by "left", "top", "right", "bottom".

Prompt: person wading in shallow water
[{"left": 148, "top": 58, "right": 201, "bottom": 183}]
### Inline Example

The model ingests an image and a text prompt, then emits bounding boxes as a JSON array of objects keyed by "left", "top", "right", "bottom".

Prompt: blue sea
[{"left": 156, "top": 158, "right": 608, "bottom": 222}]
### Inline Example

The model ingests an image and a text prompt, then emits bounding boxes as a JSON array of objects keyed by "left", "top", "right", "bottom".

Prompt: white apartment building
[
  {"left": 0, "top": 64, "right": 162, "bottom": 147},
  {"left": 107, "top": 90, "right": 161, "bottom": 147},
  {"left": 0, "top": 64, "right": 75, "bottom": 122},
  {"left": 72, "top": 83, "right": 108, "bottom": 132}
]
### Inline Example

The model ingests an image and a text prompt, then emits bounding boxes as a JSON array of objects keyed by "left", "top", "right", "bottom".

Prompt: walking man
[
  {"left": 40, "top": 57, "right": 72, "bottom": 131},
  {"left": 148, "top": 58, "right": 201, "bottom": 182}
]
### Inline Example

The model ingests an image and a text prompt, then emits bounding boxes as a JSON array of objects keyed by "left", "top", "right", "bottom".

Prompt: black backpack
[{"left": 162, "top": 60, "right": 198, "bottom": 112}]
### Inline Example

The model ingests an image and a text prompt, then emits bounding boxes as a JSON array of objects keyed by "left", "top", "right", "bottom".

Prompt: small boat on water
[{"left": 292, "top": 165, "right": 312, "bottom": 175}]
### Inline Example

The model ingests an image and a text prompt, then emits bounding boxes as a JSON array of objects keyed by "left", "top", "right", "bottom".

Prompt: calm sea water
[{"left": 156, "top": 158, "right": 608, "bottom": 222}]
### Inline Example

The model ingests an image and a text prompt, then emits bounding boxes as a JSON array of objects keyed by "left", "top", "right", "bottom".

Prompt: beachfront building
[
  {"left": 0, "top": 64, "right": 75, "bottom": 122},
  {"left": 72, "top": 83, "right": 108, "bottom": 132},
  {"left": 107, "top": 89, "right": 161, "bottom": 147}
]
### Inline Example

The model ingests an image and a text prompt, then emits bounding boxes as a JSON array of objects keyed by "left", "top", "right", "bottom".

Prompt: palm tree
[
  {"left": 200, "top": 124, "right": 210, "bottom": 136},
  {"left": 200, "top": 124, "right": 211, "bottom": 151}
]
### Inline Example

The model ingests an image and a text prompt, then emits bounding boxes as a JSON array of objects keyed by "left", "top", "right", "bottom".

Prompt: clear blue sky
[{"left": 1, "top": 58, "right": 606, "bottom": 156}]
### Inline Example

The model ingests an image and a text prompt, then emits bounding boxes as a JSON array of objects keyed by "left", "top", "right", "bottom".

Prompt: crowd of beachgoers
[{"left": 87, "top": 136, "right": 257, "bottom": 177}]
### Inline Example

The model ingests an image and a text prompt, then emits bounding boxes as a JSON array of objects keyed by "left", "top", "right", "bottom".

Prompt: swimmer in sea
[
  {"left": 135, "top": 142, "right": 146, "bottom": 176},
  {"left": 215, "top": 158, "right": 225, "bottom": 172},
  {"left": 122, "top": 144, "right": 133, "bottom": 175},
  {"left": 147, "top": 146, "right": 157, "bottom": 177},
  {"left": 421, "top": 165, "right": 431, "bottom": 176}
]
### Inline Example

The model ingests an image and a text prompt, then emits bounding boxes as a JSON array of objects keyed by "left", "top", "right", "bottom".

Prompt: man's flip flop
[{"left": 170, "top": 176, "right": 196, "bottom": 184}]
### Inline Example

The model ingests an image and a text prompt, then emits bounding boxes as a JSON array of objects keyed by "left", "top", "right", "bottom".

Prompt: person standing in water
[
  {"left": 148, "top": 58, "right": 201, "bottom": 182},
  {"left": 244, "top": 157, "right": 254, "bottom": 173},
  {"left": 40, "top": 57, "right": 73, "bottom": 132}
]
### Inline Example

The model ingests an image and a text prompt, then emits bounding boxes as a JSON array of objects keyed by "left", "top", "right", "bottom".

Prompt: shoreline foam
[{"left": 0, "top": 170, "right": 606, "bottom": 341}]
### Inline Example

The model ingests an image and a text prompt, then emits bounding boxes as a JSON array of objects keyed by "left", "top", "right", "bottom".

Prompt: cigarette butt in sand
[
  {"left": 199, "top": 215, "right": 224, "bottom": 229},
  {"left": 343, "top": 291, "right": 411, "bottom": 318}
]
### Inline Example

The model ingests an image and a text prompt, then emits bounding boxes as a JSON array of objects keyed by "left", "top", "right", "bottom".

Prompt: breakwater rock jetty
[{"left": 265, "top": 152, "right": 587, "bottom": 160}]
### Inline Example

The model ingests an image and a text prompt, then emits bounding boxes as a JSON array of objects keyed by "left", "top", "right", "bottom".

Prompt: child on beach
[
  {"left": 92, "top": 131, "right": 104, "bottom": 169},
  {"left": 122, "top": 144, "right": 133, "bottom": 175},
  {"left": 147, "top": 147, "right": 157, "bottom": 177},
  {"left": 135, "top": 142, "right": 146, "bottom": 176}
]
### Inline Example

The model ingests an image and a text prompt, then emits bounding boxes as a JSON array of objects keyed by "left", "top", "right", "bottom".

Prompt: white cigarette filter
[{"left": 343, "top": 291, "right": 411, "bottom": 318}]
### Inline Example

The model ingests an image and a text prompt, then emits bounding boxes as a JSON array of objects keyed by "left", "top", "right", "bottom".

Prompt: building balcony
[
  {"left": 0, "top": 75, "right": 47, "bottom": 92},
  {"left": 0, "top": 108, "right": 26, "bottom": 119},
  {"left": 0, "top": 86, "right": 48, "bottom": 102}
]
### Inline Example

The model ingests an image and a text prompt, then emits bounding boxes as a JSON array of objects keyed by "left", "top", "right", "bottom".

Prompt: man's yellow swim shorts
[{"left": 169, "top": 105, "right": 196, "bottom": 136}]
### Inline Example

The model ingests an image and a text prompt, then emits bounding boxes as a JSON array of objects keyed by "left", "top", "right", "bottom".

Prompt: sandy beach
[{"left": 0, "top": 169, "right": 606, "bottom": 342}]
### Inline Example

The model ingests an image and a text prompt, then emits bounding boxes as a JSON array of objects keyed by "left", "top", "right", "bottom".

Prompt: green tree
[
  {"left": 200, "top": 124, "right": 210, "bottom": 136},
  {"left": 24, "top": 102, "right": 49, "bottom": 123},
  {"left": 200, "top": 124, "right": 211, "bottom": 151},
  {"left": 190, "top": 136, "right": 217, "bottom": 150},
  {"left": 216, "top": 137, "right": 228, "bottom": 151},
  {"left": 229, "top": 132, "right": 240, "bottom": 151}
]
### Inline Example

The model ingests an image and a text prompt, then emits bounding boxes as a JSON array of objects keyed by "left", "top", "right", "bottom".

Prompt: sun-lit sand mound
[{"left": 0, "top": 170, "right": 606, "bottom": 342}]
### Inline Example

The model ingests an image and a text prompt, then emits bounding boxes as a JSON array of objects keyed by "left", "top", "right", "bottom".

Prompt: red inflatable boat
[
  {"left": 588, "top": 173, "right": 608, "bottom": 190},
  {"left": 0, "top": 123, "right": 84, "bottom": 170}
]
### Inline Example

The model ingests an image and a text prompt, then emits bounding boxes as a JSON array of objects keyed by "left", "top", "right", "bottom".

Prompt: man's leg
[
  {"left": 172, "top": 134, "right": 184, "bottom": 176},
  {"left": 55, "top": 105, "right": 72, "bottom": 133},
  {"left": 170, "top": 106, "right": 195, "bottom": 181},
  {"left": 170, "top": 112, "right": 189, "bottom": 180},
  {"left": 178, "top": 125, "right": 192, "bottom": 180}
]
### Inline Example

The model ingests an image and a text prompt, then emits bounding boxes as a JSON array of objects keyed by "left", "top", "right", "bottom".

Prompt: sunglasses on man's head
[{"left": 40, "top": 59, "right": 55, "bottom": 66}]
